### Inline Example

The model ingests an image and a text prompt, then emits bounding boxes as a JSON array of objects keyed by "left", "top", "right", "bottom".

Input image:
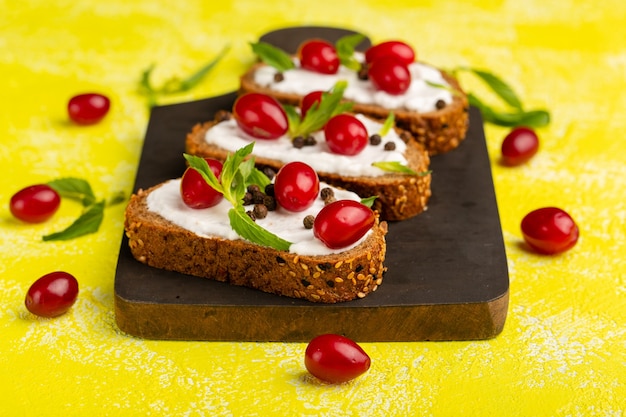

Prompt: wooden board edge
[{"left": 113, "top": 289, "right": 509, "bottom": 342}]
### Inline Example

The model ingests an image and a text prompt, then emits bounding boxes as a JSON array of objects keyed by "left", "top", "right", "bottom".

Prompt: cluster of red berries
[
  {"left": 298, "top": 39, "right": 416, "bottom": 95},
  {"left": 233, "top": 91, "right": 372, "bottom": 156},
  {"left": 180, "top": 157, "right": 374, "bottom": 250}
]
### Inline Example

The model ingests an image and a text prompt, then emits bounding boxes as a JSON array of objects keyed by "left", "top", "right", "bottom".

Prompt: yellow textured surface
[{"left": 1, "top": 1, "right": 625, "bottom": 415}]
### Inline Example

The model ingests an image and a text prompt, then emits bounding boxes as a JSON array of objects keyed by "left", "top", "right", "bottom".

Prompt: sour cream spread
[
  {"left": 253, "top": 53, "right": 453, "bottom": 113},
  {"left": 146, "top": 179, "right": 370, "bottom": 256},
  {"left": 205, "top": 114, "right": 408, "bottom": 177}
]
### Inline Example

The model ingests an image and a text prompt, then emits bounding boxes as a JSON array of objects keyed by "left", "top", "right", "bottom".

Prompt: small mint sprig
[
  {"left": 370, "top": 114, "right": 424, "bottom": 176},
  {"left": 250, "top": 42, "right": 295, "bottom": 72},
  {"left": 425, "top": 80, "right": 463, "bottom": 97},
  {"left": 335, "top": 33, "right": 366, "bottom": 71},
  {"left": 43, "top": 178, "right": 124, "bottom": 241},
  {"left": 378, "top": 113, "right": 395, "bottom": 137},
  {"left": 284, "top": 80, "right": 353, "bottom": 139},
  {"left": 360, "top": 196, "right": 378, "bottom": 208},
  {"left": 371, "top": 161, "right": 429, "bottom": 176},
  {"left": 183, "top": 143, "right": 291, "bottom": 251},
  {"left": 250, "top": 33, "right": 366, "bottom": 73},
  {"left": 139, "top": 45, "right": 230, "bottom": 107},
  {"left": 450, "top": 67, "right": 550, "bottom": 128}
]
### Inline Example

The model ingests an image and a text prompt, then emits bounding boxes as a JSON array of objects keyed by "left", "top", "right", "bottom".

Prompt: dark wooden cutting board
[{"left": 114, "top": 26, "right": 509, "bottom": 342}]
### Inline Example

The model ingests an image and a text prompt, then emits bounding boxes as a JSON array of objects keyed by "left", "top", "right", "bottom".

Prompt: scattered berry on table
[
  {"left": 68, "top": 93, "right": 110, "bottom": 125},
  {"left": 521, "top": 207, "right": 579, "bottom": 254},
  {"left": 305, "top": 334, "right": 371, "bottom": 384},
  {"left": 10, "top": 184, "right": 61, "bottom": 223},
  {"left": 501, "top": 126, "right": 539, "bottom": 166},
  {"left": 25, "top": 271, "right": 79, "bottom": 318}
]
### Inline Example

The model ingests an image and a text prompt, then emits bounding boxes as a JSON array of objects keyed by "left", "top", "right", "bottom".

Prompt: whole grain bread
[
  {"left": 124, "top": 184, "right": 388, "bottom": 303},
  {"left": 239, "top": 62, "right": 470, "bottom": 155},
  {"left": 185, "top": 115, "right": 432, "bottom": 222}
]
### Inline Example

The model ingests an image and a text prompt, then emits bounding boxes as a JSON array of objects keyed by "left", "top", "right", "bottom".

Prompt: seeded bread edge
[
  {"left": 185, "top": 119, "right": 432, "bottom": 222},
  {"left": 239, "top": 62, "right": 470, "bottom": 155},
  {"left": 124, "top": 184, "right": 388, "bottom": 304}
]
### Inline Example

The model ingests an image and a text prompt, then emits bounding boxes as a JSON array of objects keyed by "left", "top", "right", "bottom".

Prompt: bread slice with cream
[
  {"left": 239, "top": 59, "right": 469, "bottom": 155},
  {"left": 185, "top": 112, "right": 431, "bottom": 222},
  {"left": 124, "top": 179, "right": 387, "bottom": 303}
]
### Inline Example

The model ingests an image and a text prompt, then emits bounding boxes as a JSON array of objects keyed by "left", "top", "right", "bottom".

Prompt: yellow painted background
[{"left": 1, "top": 0, "right": 625, "bottom": 415}]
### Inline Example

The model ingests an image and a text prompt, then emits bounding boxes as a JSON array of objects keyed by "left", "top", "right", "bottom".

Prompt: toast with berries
[
  {"left": 185, "top": 111, "right": 432, "bottom": 222},
  {"left": 239, "top": 54, "right": 469, "bottom": 155},
  {"left": 124, "top": 180, "right": 388, "bottom": 304}
]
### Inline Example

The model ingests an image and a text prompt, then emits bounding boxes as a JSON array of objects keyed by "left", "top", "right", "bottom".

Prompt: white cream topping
[
  {"left": 253, "top": 52, "right": 453, "bottom": 113},
  {"left": 205, "top": 114, "right": 408, "bottom": 177},
  {"left": 146, "top": 179, "right": 370, "bottom": 256}
]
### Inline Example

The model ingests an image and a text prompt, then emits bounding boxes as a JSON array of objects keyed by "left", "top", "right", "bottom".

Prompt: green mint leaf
[
  {"left": 284, "top": 105, "right": 302, "bottom": 137},
  {"left": 458, "top": 67, "right": 523, "bottom": 110},
  {"left": 186, "top": 144, "right": 254, "bottom": 205},
  {"left": 425, "top": 80, "right": 462, "bottom": 97},
  {"left": 43, "top": 201, "right": 105, "bottom": 241},
  {"left": 176, "top": 45, "right": 230, "bottom": 92},
  {"left": 509, "top": 109, "right": 551, "bottom": 127},
  {"left": 336, "top": 33, "right": 366, "bottom": 71},
  {"left": 139, "top": 45, "right": 229, "bottom": 106},
  {"left": 160, "top": 45, "right": 230, "bottom": 94},
  {"left": 48, "top": 177, "right": 96, "bottom": 207},
  {"left": 453, "top": 66, "right": 552, "bottom": 128},
  {"left": 139, "top": 64, "right": 156, "bottom": 93},
  {"left": 107, "top": 191, "right": 126, "bottom": 207},
  {"left": 221, "top": 143, "right": 255, "bottom": 202},
  {"left": 186, "top": 145, "right": 284, "bottom": 251},
  {"left": 379, "top": 113, "right": 395, "bottom": 136},
  {"left": 245, "top": 167, "right": 271, "bottom": 191},
  {"left": 468, "top": 94, "right": 550, "bottom": 127},
  {"left": 229, "top": 206, "right": 292, "bottom": 251},
  {"left": 372, "top": 161, "right": 426, "bottom": 176},
  {"left": 360, "top": 196, "right": 378, "bottom": 208},
  {"left": 238, "top": 157, "right": 256, "bottom": 184},
  {"left": 291, "top": 80, "right": 351, "bottom": 137},
  {"left": 231, "top": 158, "right": 254, "bottom": 203},
  {"left": 236, "top": 157, "right": 271, "bottom": 201},
  {"left": 250, "top": 41, "right": 295, "bottom": 72}
]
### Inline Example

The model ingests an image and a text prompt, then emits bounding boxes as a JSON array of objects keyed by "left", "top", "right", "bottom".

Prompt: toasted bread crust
[
  {"left": 185, "top": 118, "right": 432, "bottom": 222},
  {"left": 125, "top": 185, "right": 388, "bottom": 303},
  {"left": 239, "top": 62, "right": 470, "bottom": 155}
]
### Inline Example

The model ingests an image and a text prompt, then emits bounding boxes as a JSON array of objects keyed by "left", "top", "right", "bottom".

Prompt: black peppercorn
[
  {"left": 303, "top": 215, "right": 315, "bottom": 229},
  {"left": 293, "top": 136, "right": 305, "bottom": 148},
  {"left": 384, "top": 141, "right": 396, "bottom": 151},
  {"left": 320, "top": 187, "right": 334, "bottom": 202},
  {"left": 263, "top": 167, "right": 276, "bottom": 180},
  {"left": 304, "top": 135, "right": 317, "bottom": 146},
  {"left": 358, "top": 64, "right": 369, "bottom": 80},
  {"left": 264, "top": 195, "right": 277, "bottom": 211},
  {"left": 215, "top": 110, "right": 231, "bottom": 122},
  {"left": 253, "top": 204, "right": 268, "bottom": 219},
  {"left": 252, "top": 191, "right": 265, "bottom": 204},
  {"left": 369, "top": 133, "right": 382, "bottom": 146}
]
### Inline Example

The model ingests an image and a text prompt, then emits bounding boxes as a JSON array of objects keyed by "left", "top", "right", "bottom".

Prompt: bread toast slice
[
  {"left": 185, "top": 114, "right": 432, "bottom": 221},
  {"left": 124, "top": 182, "right": 387, "bottom": 303},
  {"left": 239, "top": 61, "right": 469, "bottom": 155}
]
